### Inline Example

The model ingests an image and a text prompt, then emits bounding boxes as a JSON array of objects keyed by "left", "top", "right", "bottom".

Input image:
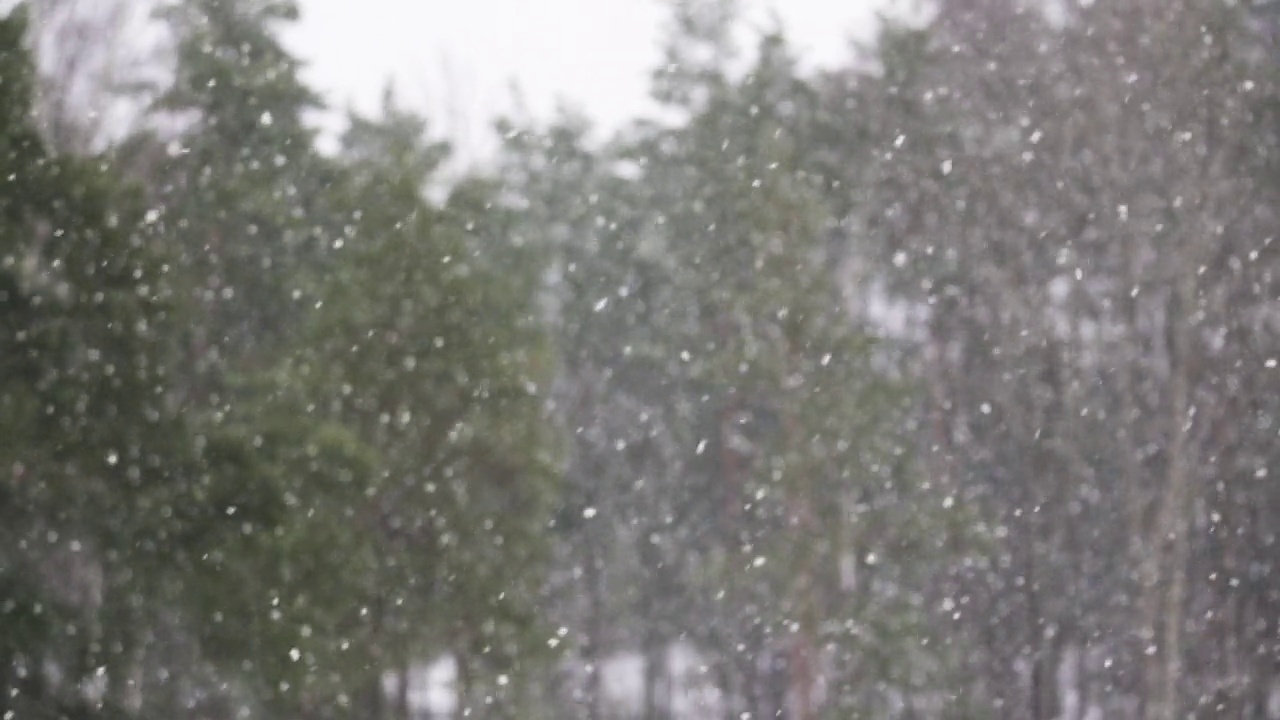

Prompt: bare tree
[{"left": 25, "top": 0, "right": 161, "bottom": 153}]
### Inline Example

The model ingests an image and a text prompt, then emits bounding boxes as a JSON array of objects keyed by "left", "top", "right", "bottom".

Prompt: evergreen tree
[
  {"left": 0, "top": 6, "right": 191, "bottom": 716},
  {"left": 640, "top": 27, "right": 954, "bottom": 717},
  {"left": 152, "top": 0, "right": 329, "bottom": 382},
  {"left": 289, "top": 94, "right": 561, "bottom": 720}
]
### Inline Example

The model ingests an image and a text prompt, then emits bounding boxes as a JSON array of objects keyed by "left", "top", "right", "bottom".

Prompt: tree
[
  {"left": 499, "top": 10, "right": 967, "bottom": 716},
  {"left": 827, "top": 0, "right": 1280, "bottom": 715},
  {"left": 291, "top": 94, "right": 561, "bottom": 720},
  {"left": 0, "top": 6, "right": 194, "bottom": 716},
  {"left": 150, "top": 0, "right": 330, "bottom": 383}
]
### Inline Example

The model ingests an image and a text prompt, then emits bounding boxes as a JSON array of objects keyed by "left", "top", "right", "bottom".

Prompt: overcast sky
[{"left": 284, "top": 1, "right": 892, "bottom": 159}]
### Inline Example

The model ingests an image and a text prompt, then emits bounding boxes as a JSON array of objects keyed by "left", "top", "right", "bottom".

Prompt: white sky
[{"left": 284, "top": 0, "right": 893, "bottom": 161}]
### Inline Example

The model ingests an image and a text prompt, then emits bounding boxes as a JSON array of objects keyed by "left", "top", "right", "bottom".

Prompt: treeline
[{"left": 1, "top": 1, "right": 1278, "bottom": 719}]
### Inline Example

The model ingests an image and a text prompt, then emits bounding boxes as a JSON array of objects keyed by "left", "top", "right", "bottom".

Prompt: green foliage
[
  {"left": 9, "top": 0, "right": 1182, "bottom": 716},
  {"left": 289, "top": 96, "right": 562, "bottom": 713},
  {"left": 152, "top": 0, "right": 330, "bottom": 369},
  {"left": 640, "top": 30, "right": 954, "bottom": 711},
  {"left": 0, "top": 6, "right": 192, "bottom": 716},
  {"left": 4, "top": 3, "right": 563, "bottom": 718},
  {"left": 490, "top": 17, "right": 972, "bottom": 716}
]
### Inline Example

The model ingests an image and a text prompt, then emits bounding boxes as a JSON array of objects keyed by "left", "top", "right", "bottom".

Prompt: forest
[{"left": 2, "top": 0, "right": 1279, "bottom": 718}]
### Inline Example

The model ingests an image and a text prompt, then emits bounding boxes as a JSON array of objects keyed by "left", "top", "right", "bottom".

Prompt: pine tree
[
  {"left": 152, "top": 0, "right": 329, "bottom": 383},
  {"left": 288, "top": 95, "right": 561, "bottom": 720},
  {"left": 1, "top": 6, "right": 191, "bottom": 716}
]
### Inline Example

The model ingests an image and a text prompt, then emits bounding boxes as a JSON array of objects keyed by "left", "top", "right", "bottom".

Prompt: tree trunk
[
  {"left": 1140, "top": 278, "right": 1195, "bottom": 720},
  {"left": 396, "top": 657, "right": 412, "bottom": 720},
  {"left": 715, "top": 660, "right": 736, "bottom": 720},
  {"left": 364, "top": 669, "right": 387, "bottom": 720},
  {"left": 365, "top": 592, "right": 387, "bottom": 720},
  {"left": 788, "top": 631, "right": 815, "bottom": 720},
  {"left": 583, "top": 534, "right": 604, "bottom": 720},
  {"left": 453, "top": 650, "right": 471, "bottom": 720},
  {"left": 642, "top": 626, "right": 666, "bottom": 720}
]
